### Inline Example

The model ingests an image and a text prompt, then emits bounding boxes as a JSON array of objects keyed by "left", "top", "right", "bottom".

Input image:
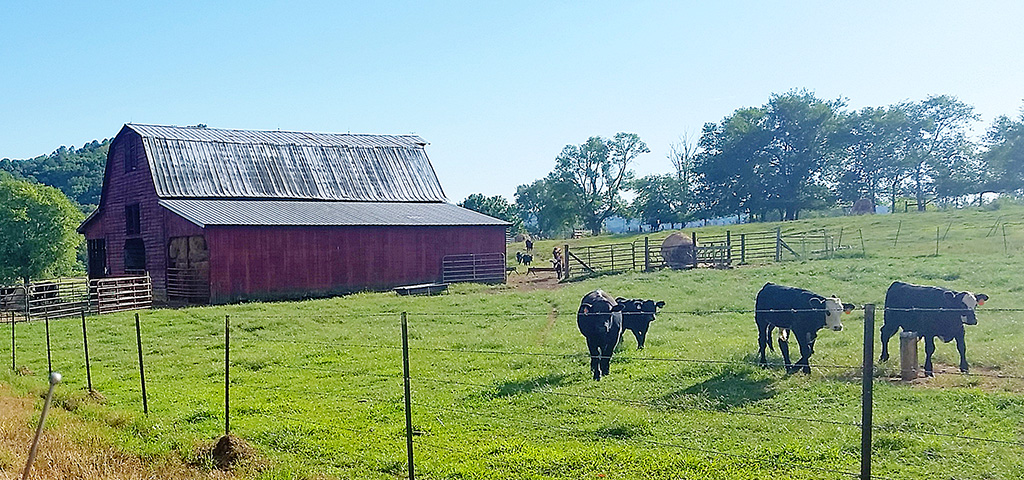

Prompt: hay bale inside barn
[{"left": 78, "top": 124, "right": 508, "bottom": 304}]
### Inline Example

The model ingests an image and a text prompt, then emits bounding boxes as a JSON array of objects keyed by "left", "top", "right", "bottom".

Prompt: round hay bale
[
  {"left": 514, "top": 233, "right": 528, "bottom": 243},
  {"left": 851, "top": 198, "right": 875, "bottom": 215},
  {"left": 662, "top": 233, "right": 696, "bottom": 269}
]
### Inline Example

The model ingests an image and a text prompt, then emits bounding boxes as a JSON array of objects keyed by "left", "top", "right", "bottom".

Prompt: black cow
[
  {"left": 880, "top": 281, "right": 989, "bottom": 376},
  {"left": 756, "top": 283, "right": 854, "bottom": 374},
  {"left": 615, "top": 297, "right": 666, "bottom": 349},
  {"left": 577, "top": 290, "right": 624, "bottom": 380}
]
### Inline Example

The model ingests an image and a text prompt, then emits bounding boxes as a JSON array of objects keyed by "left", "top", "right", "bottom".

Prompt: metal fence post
[
  {"left": 81, "top": 310, "right": 93, "bottom": 392},
  {"left": 135, "top": 313, "right": 149, "bottom": 414},
  {"left": 740, "top": 233, "right": 747, "bottom": 264},
  {"left": 644, "top": 237, "right": 650, "bottom": 272},
  {"left": 861, "top": 304, "right": 875, "bottom": 480},
  {"left": 726, "top": 231, "right": 732, "bottom": 265},
  {"left": 225, "top": 314, "right": 230, "bottom": 436},
  {"left": 775, "top": 227, "right": 782, "bottom": 262},
  {"left": 44, "top": 313, "right": 52, "bottom": 375},
  {"left": 10, "top": 313, "right": 15, "bottom": 372},
  {"left": 401, "top": 312, "right": 415, "bottom": 480}
]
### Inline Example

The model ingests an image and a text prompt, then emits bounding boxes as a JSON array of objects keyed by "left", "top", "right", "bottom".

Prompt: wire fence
[{"left": 7, "top": 306, "right": 1024, "bottom": 479}]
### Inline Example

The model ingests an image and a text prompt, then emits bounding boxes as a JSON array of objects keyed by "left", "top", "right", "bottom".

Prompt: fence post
[
  {"left": 631, "top": 242, "right": 636, "bottom": 271},
  {"left": 225, "top": 314, "right": 231, "bottom": 436},
  {"left": 775, "top": 227, "right": 782, "bottom": 262},
  {"left": 740, "top": 234, "right": 746, "bottom": 264},
  {"left": 563, "top": 244, "right": 571, "bottom": 278},
  {"left": 81, "top": 310, "right": 93, "bottom": 393},
  {"left": 935, "top": 226, "right": 940, "bottom": 256},
  {"left": 861, "top": 304, "right": 875, "bottom": 480},
  {"left": 893, "top": 220, "right": 902, "bottom": 247},
  {"left": 1003, "top": 224, "right": 1009, "bottom": 255},
  {"left": 21, "top": 371, "right": 61, "bottom": 480},
  {"left": 401, "top": 312, "right": 415, "bottom": 480},
  {"left": 899, "top": 331, "right": 918, "bottom": 381},
  {"left": 644, "top": 237, "right": 650, "bottom": 272},
  {"left": 859, "top": 229, "right": 866, "bottom": 256},
  {"left": 135, "top": 313, "right": 149, "bottom": 414},
  {"left": 10, "top": 313, "right": 14, "bottom": 372},
  {"left": 44, "top": 313, "right": 52, "bottom": 375},
  {"left": 726, "top": 231, "right": 732, "bottom": 265},
  {"left": 610, "top": 245, "right": 615, "bottom": 272}
]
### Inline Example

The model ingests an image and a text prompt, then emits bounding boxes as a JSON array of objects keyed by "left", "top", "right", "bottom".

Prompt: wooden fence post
[
  {"left": 644, "top": 237, "right": 650, "bottom": 272},
  {"left": 563, "top": 244, "right": 571, "bottom": 278},
  {"left": 900, "top": 331, "right": 918, "bottom": 381},
  {"left": 740, "top": 234, "right": 746, "bottom": 265},
  {"left": 726, "top": 231, "right": 732, "bottom": 265},
  {"left": 775, "top": 227, "right": 782, "bottom": 262}
]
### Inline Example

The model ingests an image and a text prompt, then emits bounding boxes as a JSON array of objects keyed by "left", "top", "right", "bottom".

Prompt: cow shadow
[
  {"left": 659, "top": 369, "right": 775, "bottom": 411},
  {"left": 484, "top": 373, "right": 571, "bottom": 399}
]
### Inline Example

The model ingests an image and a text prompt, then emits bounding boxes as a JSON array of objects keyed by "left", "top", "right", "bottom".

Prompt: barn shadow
[
  {"left": 659, "top": 369, "right": 775, "bottom": 411},
  {"left": 485, "top": 373, "right": 571, "bottom": 399}
]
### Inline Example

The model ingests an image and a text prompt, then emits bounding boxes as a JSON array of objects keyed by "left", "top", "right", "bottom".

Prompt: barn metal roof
[
  {"left": 127, "top": 124, "right": 447, "bottom": 202},
  {"left": 159, "top": 199, "right": 511, "bottom": 227}
]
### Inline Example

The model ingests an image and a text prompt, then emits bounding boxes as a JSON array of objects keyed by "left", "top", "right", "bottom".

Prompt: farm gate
[{"left": 0, "top": 275, "right": 152, "bottom": 322}]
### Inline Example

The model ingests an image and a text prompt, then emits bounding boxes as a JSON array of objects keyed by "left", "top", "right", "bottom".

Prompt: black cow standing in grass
[
  {"left": 615, "top": 297, "right": 666, "bottom": 350},
  {"left": 880, "top": 281, "right": 989, "bottom": 376},
  {"left": 756, "top": 283, "right": 854, "bottom": 374},
  {"left": 577, "top": 290, "right": 624, "bottom": 380}
]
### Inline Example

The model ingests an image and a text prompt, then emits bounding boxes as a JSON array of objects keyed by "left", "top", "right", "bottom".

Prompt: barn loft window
[
  {"left": 123, "top": 143, "right": 138, "bottom": 173},
  {"left": 125, "top": 204, "right": 141, "bottom": 235},
  {"left": 124, "top": 238, "right": 146, "bottom": 273}
]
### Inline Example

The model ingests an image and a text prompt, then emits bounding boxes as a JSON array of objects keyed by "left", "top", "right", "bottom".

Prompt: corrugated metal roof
[
  {"left": 159, "top": 199, "right": 511, "bottom": 227},
  {"left": 127, "top": 124, "right": 447, "bottom": 202}
]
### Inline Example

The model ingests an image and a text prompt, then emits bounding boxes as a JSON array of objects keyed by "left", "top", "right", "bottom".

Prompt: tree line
[
  {"left": 462, "top": 90, "right": 1024, "bottom": 237},
  {"left": 0, "top": 138, "right": 110, "bottom": 214}
]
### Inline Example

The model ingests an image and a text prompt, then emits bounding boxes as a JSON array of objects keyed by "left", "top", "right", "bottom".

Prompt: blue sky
[{"left": 2, "top": 1, "right": 1023, "bottom": 201}]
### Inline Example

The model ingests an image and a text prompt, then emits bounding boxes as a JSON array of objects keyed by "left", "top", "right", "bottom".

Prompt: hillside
[{"left": 0, "top": 139, "right": 109, "bottom": 213}]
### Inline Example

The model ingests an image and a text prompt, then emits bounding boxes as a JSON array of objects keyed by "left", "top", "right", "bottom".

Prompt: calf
[
  {"left": 615, "top": 297, "right": 666, "bottom": 349},
  {"left": 577, "top": 290, "right": 624, "bottom": 380},
  {"left": 756, "top": 283, "right": 854, "bottom": 374},
  {"left": 880, "top": 281, "right": 989, "bottom": 376}
]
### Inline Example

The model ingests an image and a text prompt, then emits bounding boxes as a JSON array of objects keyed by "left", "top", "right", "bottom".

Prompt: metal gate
[{"left": 442, "top": 253, "right": 507, "bottom": 284}]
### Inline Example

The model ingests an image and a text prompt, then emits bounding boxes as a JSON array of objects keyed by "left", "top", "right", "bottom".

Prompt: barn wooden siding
[{"left": 205, "top": 224, "right": 507, "bottom": 303}]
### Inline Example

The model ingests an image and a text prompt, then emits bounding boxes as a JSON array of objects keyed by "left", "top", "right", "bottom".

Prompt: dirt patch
[
  {"left": 884, "top": 362, "right": 1024, "bottom": 392},
  {"left": 506, "top": 269, "right": 563, "bottom": 292},
  {"left": 211, "top": 434, "right": 255, "bottom": 470}
]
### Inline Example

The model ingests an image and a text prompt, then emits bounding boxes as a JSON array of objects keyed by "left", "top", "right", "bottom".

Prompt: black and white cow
[
  {"left": 577, "top": 290, "right": 624, "bottom": 381},
  {"left": 756, "top": 283, "right": 854, "bottom": 374},
  {"left": 615, "top": 297, "right": 666, "bottom": 350},
  {"left": 880, "top": 281, "right": 989, "bottom": 376}
]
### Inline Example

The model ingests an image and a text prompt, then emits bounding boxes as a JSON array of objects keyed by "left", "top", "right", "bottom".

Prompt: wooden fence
[{"left": 0, "top": 275, "right": 152, "bottom": 321}]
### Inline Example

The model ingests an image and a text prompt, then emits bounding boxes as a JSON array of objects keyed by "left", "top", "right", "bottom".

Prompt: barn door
[
  {"left": 87, "top": 239, "right": 107, "bottom": 278},
  {"left": 167, "top": 236, "right": 210, "bottom": 304}
]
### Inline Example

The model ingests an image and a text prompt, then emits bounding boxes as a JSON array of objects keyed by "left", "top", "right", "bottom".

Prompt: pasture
[{"left": 3, "top": 206, "right": 1024, "bottom": 479}]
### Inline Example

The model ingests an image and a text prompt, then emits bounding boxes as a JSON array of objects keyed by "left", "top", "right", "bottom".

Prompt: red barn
[{"left": 78, "top": 124, "right": 508, "bottom": 304}]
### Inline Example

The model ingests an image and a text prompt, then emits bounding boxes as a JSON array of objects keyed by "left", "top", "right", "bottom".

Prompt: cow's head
[
  {"left": 946, "top": 291, "right": 988, "bottom": 325},
  {"left": 810, "top": 296, "right": 848, "bottom": 331},
  {"left": 615, "top": 298, "right": 666, "bottom": 320}
]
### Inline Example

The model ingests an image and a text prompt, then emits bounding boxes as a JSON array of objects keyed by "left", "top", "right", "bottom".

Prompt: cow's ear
[
  {"left": 843, "top": 303, "right": 856, "bottom": 313},
  {"left": 615, "top": 297, "right": 627, "bottom": 304},
  {"left": 656, "top": 301, "right": 666, "bottom": 309},
  {"left": 612, "top": 304, "right": 624, "bottom": 312},
  {"left": 581, "top": 303, "right": 592, "bottom": 314},
  {"left": 976, "top": 293, "right": 989, "bottom": 305},
  {"left": 809, "top": 297, "right": 823, "bottom": 307}
]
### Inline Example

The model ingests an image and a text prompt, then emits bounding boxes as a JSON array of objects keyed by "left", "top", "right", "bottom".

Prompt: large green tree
[
  {"left": 0, "top": 177, "right": 85, "bottom": 284},
  {"left": 906, "top": 95, "right": 979, "bottom": 210},
  {"left": 458, "top": 193, "right": 523, "bottom": 232},
  {"left": 514, "top": 178, "right": 576, "bottom": 238},
  {"left": 630, "top": 174, "right": 687, "bottom": 230},
  {"left": 548, "top": 133, "right": 649, "bottom": 235}
]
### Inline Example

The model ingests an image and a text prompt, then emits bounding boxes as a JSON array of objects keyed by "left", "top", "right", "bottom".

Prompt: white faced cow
[
  {"left": 880, "top": 281, "right": 989, "bottom": 376},
  {"left": 577, "top": 290, "right": 624, "bottom": 381},
  {"left": 614, "top": 297, "right": 666, "bottom": 350},
  {"left": 756, "top": 283, "right": 854, "bottom": 374}
]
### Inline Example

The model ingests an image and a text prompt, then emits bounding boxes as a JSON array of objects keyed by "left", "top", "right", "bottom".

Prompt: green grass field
[{"left": 3, "top": 206, "right": 1024, "bottom": 479}]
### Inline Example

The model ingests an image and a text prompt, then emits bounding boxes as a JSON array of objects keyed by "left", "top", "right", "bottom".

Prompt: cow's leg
[
  {"left": 599, "top": 341, "right": 613, "bottom": 377},
  {"left": 757, "top": 322, "right": 771, "bottom": 368},
  {"left": 635, "top": 329, "right": 647, "bottom": 350},
  {"left": 587, "top": 339, "right": 602, "bottom": 380},
  {"left": 879, "top": 322, "right": 899, "bottom": 362},
  {"left": 923, "top": 336, "right": 936, "bottom": 377},
  {"left": 955, "top": 334, "right": 969, "bottom": 373},
  {"left": 794, "top": 333, "right": 814, "bottom": 374},
  {"left": 778, "top": 337, "right": 793, "bottom": 373}
]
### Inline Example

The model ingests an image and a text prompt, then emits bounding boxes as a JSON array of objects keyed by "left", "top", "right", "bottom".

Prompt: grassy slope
[{"left": 3, "top": 206, "right": 1024, "bottom": 479}]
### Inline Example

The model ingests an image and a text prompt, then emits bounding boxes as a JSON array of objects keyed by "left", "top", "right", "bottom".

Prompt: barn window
[
  {"left": 123, "top": 143, "right": 138, "bottom": 173},
  {"left": 124, "top": 238, "right": 146, "bottom": 273},
  {"left": 125, "top": 204, "right": 141, "bottom": 235}
]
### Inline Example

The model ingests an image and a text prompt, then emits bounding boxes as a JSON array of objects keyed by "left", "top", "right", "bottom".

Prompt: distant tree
[
  {"left": 0, "top": 177, "right": 85, "bottom": 284},
  {"left": 693, "top": 90, "right": 844, "bottom": 221},
  {"left": 835, "top": 104, "right": 918, "bottom": 207},
  {"left": 514, "top": 178, "right": 576, "bottom": 238},
  {"left": 631, "top": 174, "right": 686, "bottom": 230},
  {"left": 984, "top": 107, "right": 1024, "bottom": 195},
  {"left": 905, "top": 95, "right": 979, "bottom": 210},
  {"left": 549, "top": 133, "right": 649, "bottom": 235},
  {"left": 458, "top": 193, "right": 523, "bottom": 232}
]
